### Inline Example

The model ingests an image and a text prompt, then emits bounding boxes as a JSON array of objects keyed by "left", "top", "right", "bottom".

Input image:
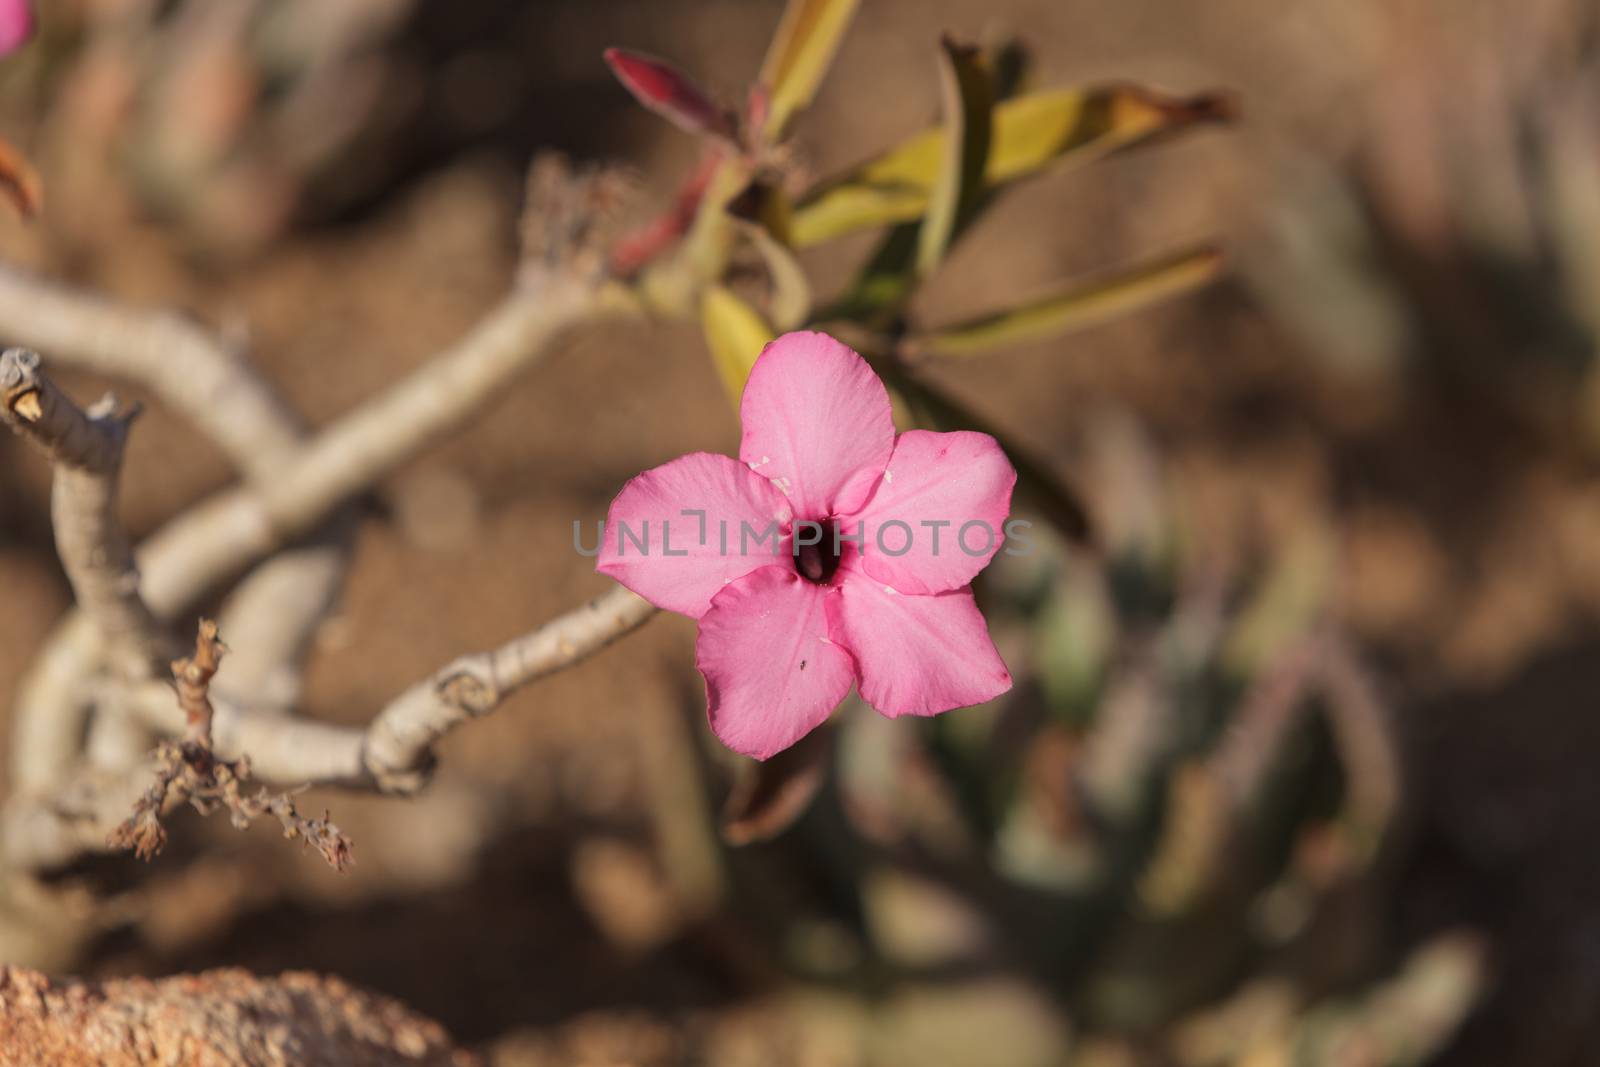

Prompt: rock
[{"left": 0, "top": 966, "right": 478, "bottom": 1067}]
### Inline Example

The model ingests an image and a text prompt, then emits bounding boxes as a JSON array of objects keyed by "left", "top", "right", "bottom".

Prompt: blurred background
[{"left": 2, "top": 0, "right": 1599, "bottom": 1063}]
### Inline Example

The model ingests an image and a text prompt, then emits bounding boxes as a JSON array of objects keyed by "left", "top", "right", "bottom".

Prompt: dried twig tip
[
  {"left": 0, "top": 347, "right": 42, "bottom": 420},
  {"left": 518, "top": 154, "right": 633, "bottom": 284},
  {"left": 174, "top": 619, "right": 227, "bottom": 748}
]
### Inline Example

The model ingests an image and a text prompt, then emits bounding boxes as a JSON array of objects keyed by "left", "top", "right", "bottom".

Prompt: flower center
[{"left": 794, "top": 520, "right": 844, "bottom": 585}]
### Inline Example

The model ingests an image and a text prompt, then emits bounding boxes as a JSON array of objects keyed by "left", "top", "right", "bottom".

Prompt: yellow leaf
[
  {"left": 793, "top": 84, "right": 1233, "bottom": 247},
  {"left": 911, "top": 246, "right": 1223, "bottom": 358},
  {"left": 916, "top": 39, "right": 993, "bottom": 279},
  {"left": 701, "top": 285, "right": 775, "bottom": 406},
  {"left": 757, "top": 0, "right": 861, "bottom": 142}
]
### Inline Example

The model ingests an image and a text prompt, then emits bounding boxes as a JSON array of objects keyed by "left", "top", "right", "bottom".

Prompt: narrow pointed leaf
[
  {"left": 756, "top": 0, "right": 861, "bottom": 142},
  {"left": 609, "top": 151, "right": 720, "bottom": 277},
  {"left": 792, "top": 84, "right": 1233, "bottom": 247},
  {"left": 604, "top": 48, "right": 733, "bottom": 139},
  {"left": 911, "top": 246, "right": 1223, "bottom": 358},
  {"left": 701, "top": 284, "right": 775, "bottom": 406},
  {"left": 916, "top": 38, "right": 994, "bottom": 278}
]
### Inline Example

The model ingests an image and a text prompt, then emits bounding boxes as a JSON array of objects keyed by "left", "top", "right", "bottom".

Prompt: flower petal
[
  {"left": 696, "top": 568, "right": 855, "bottom": 759},
  {"left": 846, "top": 429, "right": 1016, "bottom": 594},
  {"left": 0, "top": 0, "right": 31, "bottom": 56},
  {"left": 739, "top": 331, "right": 894, "bottom": 519},
  {"left": 828, "top": 580, "right": 1011, "bottom": 718},
  {"left": 597, "top": 451, "right": 793, "bottom": 618}
]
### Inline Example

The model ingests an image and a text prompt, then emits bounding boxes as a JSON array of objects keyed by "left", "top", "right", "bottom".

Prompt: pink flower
[
  {"left": 0, "top": 0, "right": 30, "bottom": 57},
  {"left": 598, "top": 331, "right": 1016, "bottom": 759}
]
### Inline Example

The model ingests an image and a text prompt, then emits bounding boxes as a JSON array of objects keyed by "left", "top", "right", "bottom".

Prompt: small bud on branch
[{"left": 603, "top": 48, "right": 736, "bottom": 141}]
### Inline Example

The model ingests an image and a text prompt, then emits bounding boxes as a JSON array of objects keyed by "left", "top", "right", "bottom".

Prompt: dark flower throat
[{"left": 795, "top": 520, "right": 843, "bottom": 585}]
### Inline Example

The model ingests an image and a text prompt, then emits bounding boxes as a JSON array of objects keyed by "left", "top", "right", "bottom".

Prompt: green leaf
[
  {"left": 916, "top": 39, "right": 994, "bottom": 279},
  {"left": 757, "top": 0, "right": 862, "bottom": 142},
  {"left": 701, "top": 284, "right": 775, "bottom": 406},
  {"left": 815, "top": 222, "right": 921, "bottom": 326},
  {"left": 910, "top": 246, "right": 1223, "bottom": 358},
  {"left": 792, "top": 84, "right": 1233, "bottom": 247}
]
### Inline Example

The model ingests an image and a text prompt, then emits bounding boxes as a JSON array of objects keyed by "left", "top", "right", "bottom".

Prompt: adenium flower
[
  {"left": 0, "top": 0, "right": 30, "bottom": 57},
  {"left": 598, "top": 331, "right": 1015, "bottom": 759}
]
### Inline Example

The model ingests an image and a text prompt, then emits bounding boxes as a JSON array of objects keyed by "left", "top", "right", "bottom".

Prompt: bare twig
[
  {"left": 5, "top": 585, "right": 654, "bottom": 873},
  {"left": 2, "top": 161, "right": 645, "bottom": 876},
  {"left": 123, "top": 683, "right": 368, "bottom": 786},
  {"left": 2, "top": 762, "right": 158, "bottom": 872},
  {"left": 0, "top": 275, "right": 352, "bottom": 786},
  {"left": 127, "top": 585, "right": 657, "bottom": 794},
  {"left": 173, "top": 619, "right": 226, "bottom": 748},
  {"left": 12, "top": 156, "right": 634, "bottom": 679},
  {"left": 107, "top": 621, "right": 353, "bottom": 872},
  {"left": 106, "top": 741, "right": 353, "bottom": 871},
  {"left": 132, "top": 276, "right": 634, "bottom": 623},
  {"left": 361, "top": 584, "right": 659, "bottom": 791},
  {"left": 0, "top": 348, "right": 177, "bottom": 676},
  {"left": 8, "top": 226, "right": 631, "bottom": 788},
  {"left": 105, "top": 744, "right": 189, "bottom": 862}
]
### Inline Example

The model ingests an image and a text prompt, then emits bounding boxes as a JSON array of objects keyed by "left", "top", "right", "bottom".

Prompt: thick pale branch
[
  {"left": 362, "top": 584, "right": 658, "bottom": 791},
  {"left": 0, "top": 272, "right": 348, "bottom": 783},
  {"left": 0, "top": 349, "right": 177, "bottom": 675},
  {"left": 11, "top": 271, "right": 628, "bottom": 789},
  {"left": 0, "top": 273, "right": 347, "bottom": 777},
  {"left": 2, "top": 162, "right": 642, "bottom": 871},
  {"left": 0, "top": 264, "right": 370, "bottom": 760},
  {"left": 137, "top": 278, "right": 632, "bottom": 619},
  {"left": 10, "top": 616, "right": 99, "bottom": 791},
  {"left": 2, "top": 762, "right": 157, "bottom": 872},
  {"left": 215, "top": 524, "right": 354, "bottom": 709},
  {"left": 186, "top": 586, "right": 654, "bottom": 792},
  {"left": 0, "top": 265, "right": 303, "bottom": 474},
  {"left": 163, "top": 585, "right": 658, "bottom": 793},
  {"left": 9, "top": 585, "right": 657, "bottom": 872},
  {"left": 127, "top": 683, "right": 367, "bottom": 787}
]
